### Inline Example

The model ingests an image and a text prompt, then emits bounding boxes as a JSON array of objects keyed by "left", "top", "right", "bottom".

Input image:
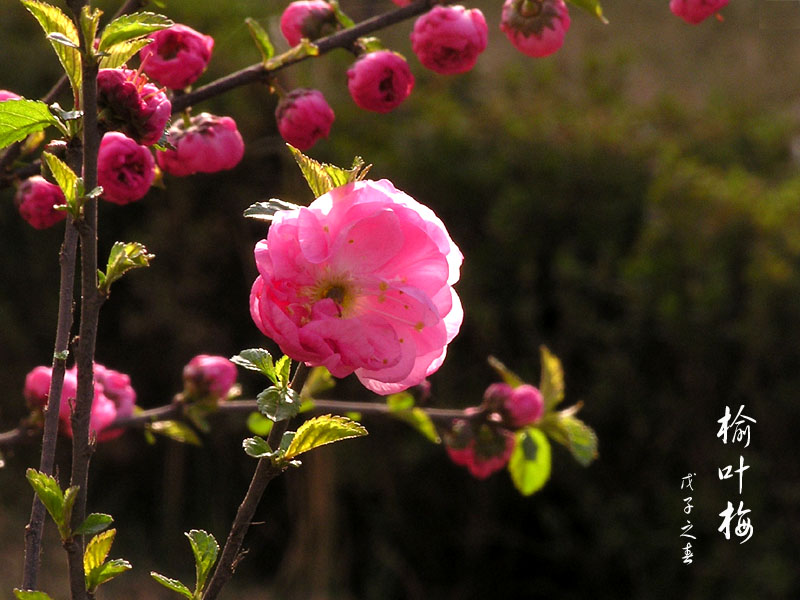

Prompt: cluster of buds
[
  {"left": 24, "top": 363, "right": 136, "bottom": 443},
  {"left": 96, "top": 68, "right": 171, "bottom": 146},
  {"left": 444, "top": 382, "right": 545, "bottom": 479}
]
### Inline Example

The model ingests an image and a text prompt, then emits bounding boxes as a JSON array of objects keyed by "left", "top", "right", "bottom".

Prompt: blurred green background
[{"left": 2, "top": 0, "right": 800, "bottom": 598}]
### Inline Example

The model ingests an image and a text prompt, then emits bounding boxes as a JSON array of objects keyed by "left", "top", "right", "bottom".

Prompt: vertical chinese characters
[
  {"left": 680, "top": 472, "right": 695, "bottom": 565},
  {"left": 716, "top": 405, "right": 756, "bottom": 544}
]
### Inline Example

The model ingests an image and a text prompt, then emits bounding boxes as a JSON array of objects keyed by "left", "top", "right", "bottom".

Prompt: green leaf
[
  {"left": 99, "top": 37, "right": 153, "bottom": 69},
  {"left": 99, "top": 241, "right": 155, "bottom": 294},
  {"left": 230, "top": 348, "right": 277, "bottom": 383},
  {"left": 487, "top": 355, "right": 524, "bottom": 388},
  {"left": 539, "top": 346, "right": 564, "bottom": 411},
  {"left": 80, "top": 6, "right": 102, "bottom": 57},
  {"left": 243, "top": 198, "right": 302, "bottom": 221},
  {"left": 256, "top": 386, "right": 301, "bottom": 422},
  {"left": 288, "top": 146, "right": 370, "bottom": 198},
  {"left": 300, "top": 366, "right": 335, "bottom": 398},
  {"left": 543, "top": 413, "right": 598, "bottom": 467},
  {"left": 86, "top": 558, "right": 132, "bottom": 592},
  {"left": 150, "top": 572, "right": 194, "bottom": 600},
  {"left": 264, "top": 38, "right": 319, "bottom": 71},
  {"left": 245, "top": 17, "right": 274, "bottom": 63},
  {"left": 566, "top": 0, "right": 609, "bottom": 24},
  {"left": 84, "top": 529, "right": 116, "bottom": 574},
  {"left": 279, "top": 430, "right": 295, "bottom": 453},
  {"left": 329, "top": 0, "right": 355, "bottom": 27},
  {"left": 62, "top": 485, "right": 79, "bottom": 537},
  {"left": 20, "top": 0, "right": 81, "bottom": 100},
  {"left": 275, "top": 355, "right": 292, "bottom": 387},
  {"left": 25, "top": 469, "right": 76, "bottom": 539},
  {"left": 0, "top": 99, "right": 59, "bottom": 149},
  {"left": 75, "top": 513, "right": 114, "bottom": 536},
  {"left": 98, "top": 12, "right": 173, "bottom": 52},
  {"left": 242, "top": 435, "right": 273, "bottom": 458},
  {"left": 47, "top": 32, "right": 79, "bottom": 48},
  {"left": 284, "top": 414, "right": 367, "bottom": 459},
  {"left": 387, "top": 394, "right": 441, "bottom": 444},
  {"left": 13, "top": 590, "right": 53, "bottom": 600},
  {"left": 42, "top": 151, "right": 80, "bottom": 211},
  {"left": 186, "top": 529, "right": 219, "bottom": 595},
  {"left": 246, "top": 411, "right": 274, "bottom": 436},
  {"left": 508, "top": 428, "right": 551, "bottom": 496},
  {"left": 148, "top": 420, "right": 201, "bottom": 446}
]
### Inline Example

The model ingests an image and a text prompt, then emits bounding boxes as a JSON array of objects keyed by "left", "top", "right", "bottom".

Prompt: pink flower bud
[
  {"left": 280, "top": 1, "right": 339, "bottom": 47},
  {"left": 95, "top": 363, "right": 137, "bottom": 419},
  {"left": 483, "top": 382, "right": 513, "bottom": 411},
  {"left": 505, "top": 384, "right": 543, "bottom": 428},
  {"left": 156, "top": 113, "right": 245, "bottom": 177},
  {"left": 410, "top": 5, "right": 488, "bottom": 75},
  {"left": 391, "top": 0, "right": 412, "bottom": 5},
  {"left": 24, "top": 366, "right": 53, "bottom": 410},
  {"left": 15, "top": 176, "right": 67, "bottom": 230},
  {"left": 0, "top": 90, "right": 21, "bottom": 102},
  {"left": 183, "top": 354, "right": 237, "bottom": 399},
  {"left": 139, "top": 24, "right": 214, "bottom": 90},
  {"left": 275, "top": 88, "right": 335, "bottom": 151},
  {"left": 97, "top": 68, "right": 171, "bottom": 146},
  {"left": 500, "top": 0, "right": 570, "bottom": 58},
  {"left": 97, "top": 132, "right": 155, "bottom": 205},
  {"left": 669, "top": 0, "right": 728, "bottom": 24},
  {"left": 347, "top": 50, "right": 414, "bottom": 113}
]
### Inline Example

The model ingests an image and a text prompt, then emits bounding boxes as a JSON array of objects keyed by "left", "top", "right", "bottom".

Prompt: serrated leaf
[
  {"left": 246, "top": 411, "right": 274, "bottom": 436},
  {"left": 42, "top": 151, "right": 80, "bottom": 209},
  {"left": 566, "top": 0, "right": 609, "bottom": 24},
  {"left": 186, "top": 529, "right": 218, "bottom": 595},
  {"left": 61, "top": 485, "right": 79, "bottom": 538},
  {"left": 87, "top": 558, "right": 132, "bottom": 591},
  {"left": 243, "top": 198, "right": 302, "bottom": 221},
  {"left": 75, "top": 513, "right": 114, "bottom": 536},
  {"left": 245, "top": 17, "right": 274, "bottom": 63},
  {"left": 242, "top": 435, "right": 272, "bottom": 458},
  {"left": 100, "top": 241, "right": 155, "bottom": 293},
  {"left": 98, "top": 12, "right": 172, "bottom": 52},
  {"left": 275, "top": 355, "right": 292, "bottom": 387},
  {"left": 544, "top": 413, "right": 598, "bottom": 466},
  {"left": 487, "top": 355, "right": 524, "bottom": 388},
  {"left": 149, "top": 420, "right": 201, "bottom": 446},
  {"left": 508, "top": 428, "right": 551, "bottom": 496},
  {"left": 99, "top": 37, "right": 153, "bottom": 69},
  {"left": 150, "top": 572, "right": 194, "bottom": 599},
  {"left": 288, "top": 146, "right": 369, "bottom": 198},
  {"left": 20, "top": 0, "right": 81, "bottom": 99},
  {"left": 13, "top": 590, "right": 53, "bottom": 600},
  {"left": 539, "top": 346, "right": 564, "bottom": 411},
  {"left": 0, "top": 99, "right": 59, "bottom": 149},
  {"left": 25, "top": 469, "right": 76, "bottom": 538},
  {"left": 230, "top": 348, "right": 277, "bottom": 383},
  {"left": 80, "top": 6, "right": 102, "bottom": 56},
  {"left": 256, "top": 386, "right": 301, "bottom": 422},
  {"left": 84, "top": 529, "right": 116, "bottom": 574},
  {"left": 284, "top": 414, "right": 367, "bottom": 459}
]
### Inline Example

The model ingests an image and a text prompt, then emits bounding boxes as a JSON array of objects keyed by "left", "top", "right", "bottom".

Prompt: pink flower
[
  {"left": 505, "top": 384, "right": 544, "bottom": 428},
  {"left": 24, "top": 366, "right": 53, "bottom": 410},
  {"left": 156, "top": 113, "right": 244, "bottom": 176},
  {"left": 139, "top": 24, "right": 214, "bottom": 90},
  {"left": 500, "top": 0, "right": 571, "bottom": 58},
  {"left": 0, "top": 90, "right": 21, "bottom": 102},
  {"left": 280, "top": 0, "right": 339, "bottom": 47},
  {"left": 347, "top": 50, "right": 414, "bottom": 113},
  {"left": 97, "top": 68, "right": 171, "bottom": 146},
  {"left": 15, "top": 176, "right": 67, "bottom": 230},
  {"left": 391, "top": 0, "right": 412, "bottom": 5},
  {"left": 275, "top": 88, "right": 335, "bottom": 151},
  {"left": 250, "top": 179, "right": 463, "bottom": 395},
  {"left": 445, "top": 420, "right": 515, "bottom": 479},
  {"left": 97, "top": 132, "right": 155, "bottom": 205},
  {"left": 410, "top": 5, "right": 488, "bottom": 75},
  {"left": 183, "top": 354, "right": 237, "bottom": 399},
  {"left": 670, "top": 0, "right": 728, "bottom": 24}
]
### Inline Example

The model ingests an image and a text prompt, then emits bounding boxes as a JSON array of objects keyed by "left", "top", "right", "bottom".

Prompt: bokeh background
[{"left": 2, "top": 0, "right": 800, "bottom": 598}]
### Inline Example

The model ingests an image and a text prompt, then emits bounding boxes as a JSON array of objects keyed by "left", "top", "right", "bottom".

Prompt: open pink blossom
[
  {"left": 280, "top": 0, "right": 339, "bottom": 47},
  {"left": 139, "top": 24, "right": 214, "bottom": 90},
  {"left": 275, "top": 88, "right": 335, "bottom": 151},
  {"left": 500, "top": 0, "right": 571, "bottom": 58},
  {"left": 97, "top": 132, "right": 155, "bottom": 205},
  {"left": 347, "top": 50, "right": 414, "bottom": 113},
  {"left": 0, "top": 90, "right": 21, "bottom": 102},
  {"left": 670, "top": 0, "right": 728, "bottom": 24},
  {"left": 157, "top": 112, "right": 244, "bottom": 176},
  {"left": 410, "top": 5, "right": 488, "bottom": 75},
  {"left": 15, "top": 176, "right": 67, "bottom": 230},
  {"left": 24, "top": 366, "right": 53, "bottom": 410},
  {"left": 183, "top": 354, "right": 237, "bottom": 399},
  {"left": 250, "top": 179, "right": 463, "bottom": 394},
  {"left": 97, "top": 68, "right": 171, "bottom": 146}
]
